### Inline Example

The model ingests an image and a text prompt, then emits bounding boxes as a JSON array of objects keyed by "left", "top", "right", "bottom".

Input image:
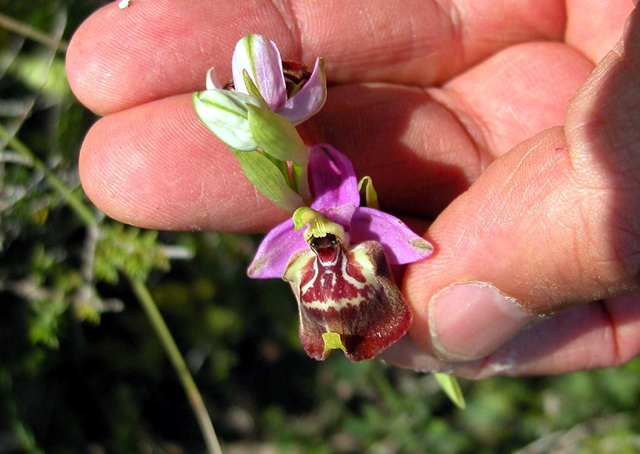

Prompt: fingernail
[{"left": 429, "top": 282, "right": 533, "bottom": 361}]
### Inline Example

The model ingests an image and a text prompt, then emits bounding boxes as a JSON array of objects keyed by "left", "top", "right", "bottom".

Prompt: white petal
[{"left": 205, "top": 67, "right": 223, "bottom": 90}]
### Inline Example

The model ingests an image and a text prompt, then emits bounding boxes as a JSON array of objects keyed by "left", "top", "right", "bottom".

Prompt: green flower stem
[
  {"left": 0, "top": 12, "right": 69, "bottom": 53},
  {"left": 1, "top": 122, "right": 223, "bottom": 453},
  {"left": 0, "top": 123, "right": 97, "bottom": 227},
  {"left": 130, "top": 278, "right": 223, "bottom": 454}
]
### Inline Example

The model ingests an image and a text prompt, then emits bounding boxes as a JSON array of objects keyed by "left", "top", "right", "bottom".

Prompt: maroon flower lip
[{"left": 285, "top": 236, "right": 413, "bottom": 362}]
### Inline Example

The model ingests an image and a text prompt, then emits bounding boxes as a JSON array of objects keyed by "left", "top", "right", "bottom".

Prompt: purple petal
[
  {"left": 232, "top": 35, "right": 287, "bottom": 111},
  {"left": 278, "top": 58, "right": 327, "bottom": 125},
  {"left": 309, "top": 145, "right": 359, "bottom": 226},
  {"left": 349, "top": 207, "right": 433, "bottom": 265},
  {"left": 248, "top": 218, "right": 307, "bottom": 279}
]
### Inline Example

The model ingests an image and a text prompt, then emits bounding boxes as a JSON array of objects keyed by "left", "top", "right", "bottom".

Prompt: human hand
[{"left": 67, "top": 0, "right": 640, "bottom": 377}]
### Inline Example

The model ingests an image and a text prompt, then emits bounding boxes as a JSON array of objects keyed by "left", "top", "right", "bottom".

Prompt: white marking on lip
[{"left": 303, "top": 296, "right": 367, "bottom": 310}]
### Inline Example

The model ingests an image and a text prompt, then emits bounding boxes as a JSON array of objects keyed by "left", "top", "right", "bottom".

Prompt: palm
[{"left": 67, "top": 0, "right": 640, "bottom": 376}]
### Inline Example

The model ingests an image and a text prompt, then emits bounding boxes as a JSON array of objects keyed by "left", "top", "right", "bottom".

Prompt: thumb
[{"left": 404, "top": 5, "right": 640, "bottom": 362}]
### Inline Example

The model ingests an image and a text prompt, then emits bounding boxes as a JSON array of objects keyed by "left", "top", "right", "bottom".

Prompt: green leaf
[
  {"left": 193, "top": 90, "right": 262, "bottom": 151},
  {"left": 247, "top": 105, "right": 309, "bottom": 164},
  {"left": 231, "top": 149, "right": 304, "bottom": 212},
  {"left": 358, "top": 176, "right": 380, "bottom": 210},
  {"left": 434, "top": 373, "right": 466, "bottom": 409},
  {"left": 9, "top": 54, "right": 71, "bottom": 101},
  {"left": 94, "top": 224, "right": 170, "bottom": 283},
  {"left": 28, "top": 297, "right": 66, "bottom": 349}
]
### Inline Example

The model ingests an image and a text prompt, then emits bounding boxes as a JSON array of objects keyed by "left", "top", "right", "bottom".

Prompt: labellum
[{"left": 285, "top": 232, "right": 413, "bottom": 362}]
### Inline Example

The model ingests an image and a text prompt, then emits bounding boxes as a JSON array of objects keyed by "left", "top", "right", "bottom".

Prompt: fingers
[
  {"left": 79, "top": 85, "right": 483, "bottom": 230},
  {"left": 79, "top": 94, "right": 292, "bottom": 233},
  {"left": 308, "top": 41, "right": 594, "bottom": 216},
  {"left": 477, "top": 295, "right": 640, "bottom": 377},
  {"left": 565, "top": 0, "right": 634, "bottom": 64},
  {"left": 438, "top": 42, "right": 594, "bottom": 157},
  {"left": 384, "top": 295, "right": 640, "bottom": 377},
  {"left": 403, "top": 5, "right": 640, "bottom": 363},
  {"left": 66, "top": 0, "right": 565, "bottom": 114},
  {"left": 79, "top": 39, "right": 597, "bottom": 229},
  {"left": 306, "top": 84, "right": 483, "bottom": 219}
]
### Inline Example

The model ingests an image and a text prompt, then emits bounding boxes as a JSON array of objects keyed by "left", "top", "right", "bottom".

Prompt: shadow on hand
[{"left": 305, "top": 83, "right": 479, "bottom": 221}]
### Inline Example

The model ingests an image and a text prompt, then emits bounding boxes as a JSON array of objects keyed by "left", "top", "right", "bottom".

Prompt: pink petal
[
  {"left": 232, "top": 35, "right": 287, "bottom": 111},
  {"left": 278, "top": 58, "right": 327, "bottom": 125},
  {"left": 349, "top": 207, "right": 433, "bottom": 265},
  {"left": 247, "top": 218, "right": 307, "bottom": 279},
  {"left": 309, "top": 145, "right": 359, "bottom": 226}
]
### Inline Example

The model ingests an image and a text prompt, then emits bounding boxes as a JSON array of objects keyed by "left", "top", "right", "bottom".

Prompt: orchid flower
[
  {"left": 193, "top": 34, "right": 326, "bottom": 212},
  {"left": 192, "top": 35, "right": 462, "bottom": 405},
  {"left": 193, "top": 34, "right": 326, "bottom": 152},
  {"left": 248, "top": 145, "right": 433, "bottom": 362}
]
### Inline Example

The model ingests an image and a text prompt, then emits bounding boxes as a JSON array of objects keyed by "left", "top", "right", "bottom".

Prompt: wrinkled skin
[{"left": 68, "top": 0, "right": 640, "bottom": 378}]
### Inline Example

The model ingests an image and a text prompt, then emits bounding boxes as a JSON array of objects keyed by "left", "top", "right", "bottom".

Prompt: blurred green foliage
[{"left": 1, "top": 2, "right": 640, "bottom": 454}]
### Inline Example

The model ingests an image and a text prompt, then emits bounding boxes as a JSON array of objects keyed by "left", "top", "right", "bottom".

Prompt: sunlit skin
[{"left": 67, "top": 0, "right": 640, "bottom": 378}]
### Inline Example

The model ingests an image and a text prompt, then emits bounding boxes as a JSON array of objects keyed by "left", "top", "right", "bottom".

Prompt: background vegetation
[{"left": 1, "top": 1, "right": 640, "bottom": 453}]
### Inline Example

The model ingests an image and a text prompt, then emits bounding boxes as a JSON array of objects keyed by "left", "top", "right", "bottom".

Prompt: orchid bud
[
  {"left": 192, "top": 90, "right": 262, "bottom": 151},
  {"left": 247, "top": 105, "right": 309, "bottom": 164}
]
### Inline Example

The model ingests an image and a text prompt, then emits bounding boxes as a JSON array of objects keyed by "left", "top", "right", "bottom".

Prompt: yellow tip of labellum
[{"left": 322, "top": 332, "right": 347, "bottom": 357}]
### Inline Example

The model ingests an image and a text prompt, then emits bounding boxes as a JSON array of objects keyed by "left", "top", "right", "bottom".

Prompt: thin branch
[
  {"left": 130, "top": 279, "right": 223, "bottom": 454},
  {"left": 81, "top": 216, "right": 102, "bottom": 281},
  {"left": 0, "top": 150, "right": 33, "bottom": 166},
  {"left": 0, "top": 99, "right": 31, "bottom": 117},
  {"left": 0, "top": 12, "right": 68, "bottom": 53},
  {"left": 160, "top": 245, "right": 196, "bottom": 260},
  {"left": 0, "top": 120, "right": 222, "bottom": 454},
  {"left": 0, "top": 123, "right": 97, "bottom": 227}
]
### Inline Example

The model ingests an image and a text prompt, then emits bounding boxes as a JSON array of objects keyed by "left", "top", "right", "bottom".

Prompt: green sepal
[
  {"left": 358, "top": 176, "right": 380, "bottom": 210},
  {"left": 231, "top": 148, "right": 304, "bottom": 212},
  {"left": 193, "top": 90, "right": 263, "bottom": 151},
  {"left": 322, "top": 332, "right": 347, "bottom": 358},
  {"left": 242, "top": 69, "right": 268, "bottom": 108},
  {"left": 247, "top": 105, "right": 309, "bottom": 164},
  {"left": 434, "top": 373, "right": 466, "bottom": 409}
]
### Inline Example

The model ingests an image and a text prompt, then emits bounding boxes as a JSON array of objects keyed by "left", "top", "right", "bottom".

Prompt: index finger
[{"left": 66, "top": 0, "right": 565, "bottom": 114}]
